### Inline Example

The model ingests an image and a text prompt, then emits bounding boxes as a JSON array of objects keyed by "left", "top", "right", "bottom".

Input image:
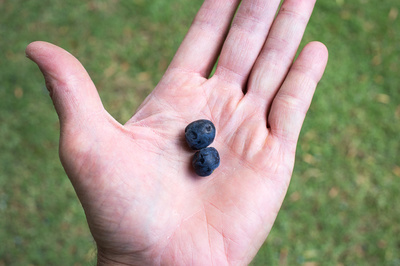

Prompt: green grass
[{"left": 1, "top": 0, "right": 399, "bottom": 265}]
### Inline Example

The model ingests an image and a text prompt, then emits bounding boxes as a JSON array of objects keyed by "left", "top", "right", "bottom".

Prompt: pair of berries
[{"left": 185, "top": 119, "right": 220, "bottom": 176}]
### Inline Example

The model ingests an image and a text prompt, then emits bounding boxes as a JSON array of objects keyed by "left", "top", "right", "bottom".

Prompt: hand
[{"left": 26, "top": 0, "right": 328, "bottom": 264}]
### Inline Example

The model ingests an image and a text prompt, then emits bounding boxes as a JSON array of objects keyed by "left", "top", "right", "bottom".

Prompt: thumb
[
  {"left": 26, "top": 41, "right": 105, "bottom": 125},
  {"left": 26, "top": 41, "right": 119, "bottom": 193}
]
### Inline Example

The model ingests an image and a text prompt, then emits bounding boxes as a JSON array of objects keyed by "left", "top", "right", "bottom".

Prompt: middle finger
[{"left": 214, "top": 0, "right": 282, "bottom": 88}]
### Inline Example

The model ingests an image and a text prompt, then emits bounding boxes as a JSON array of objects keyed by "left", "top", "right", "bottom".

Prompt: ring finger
[{"left": 245, "top": 0, "right": 317, "bottom": 111}]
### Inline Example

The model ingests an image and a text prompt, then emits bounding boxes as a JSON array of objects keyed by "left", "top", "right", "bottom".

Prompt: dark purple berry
[
  {"left": 185, "top": 119, "right": 216, "bottom": 150},
  {"left": 192, "top": 147, "right": 220, "bottom": 177}
]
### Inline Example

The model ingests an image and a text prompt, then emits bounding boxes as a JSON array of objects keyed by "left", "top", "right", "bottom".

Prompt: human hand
[{"left": 26, "top": 0, "right": 328, "bottom": 264}]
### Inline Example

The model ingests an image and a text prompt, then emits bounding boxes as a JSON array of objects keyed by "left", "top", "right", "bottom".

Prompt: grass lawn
[{"left": 1, "top": 0, "right": 399, "bottom": 265}]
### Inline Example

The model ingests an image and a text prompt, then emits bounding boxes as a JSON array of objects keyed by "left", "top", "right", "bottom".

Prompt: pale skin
[{"left": 26, "top": 0, "right": 328, "bottom": 265}]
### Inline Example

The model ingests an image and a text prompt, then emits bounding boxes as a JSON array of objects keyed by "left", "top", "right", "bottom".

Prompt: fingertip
[
  {"left": 305, "top": 41, "right": 328, "bottom": 52},
  {"left": 26, "top": 41, "right": 73, "bottom": 64},
  {"left": 25, "top": 41, "right": 41, "bottom": 58},
  {"left": 302, "top": 41, "right": 329, "bottom": 66},
  {"left": 26, "top": 41, "right": 53, "bottom": 60},
  {"left": 292, "top": 41, "right": 329, "bottom": 84}
]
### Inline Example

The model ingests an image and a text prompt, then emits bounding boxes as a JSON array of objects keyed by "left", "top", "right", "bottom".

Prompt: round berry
[
  {"left": 185, "top": 119, "right": 216, "bottom": 150},
  {"left": 192, "top": 147, "right": 220, "bottom": 177}
]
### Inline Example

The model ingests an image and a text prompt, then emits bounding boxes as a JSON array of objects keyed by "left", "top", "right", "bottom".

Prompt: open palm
[{"left": 27, "top": 0, "right": 327, "bottom": 265}]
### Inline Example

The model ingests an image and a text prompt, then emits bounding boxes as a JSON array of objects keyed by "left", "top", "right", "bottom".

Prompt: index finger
[{"left": 168, "top": 0, "right": 240, "bottom": 77}]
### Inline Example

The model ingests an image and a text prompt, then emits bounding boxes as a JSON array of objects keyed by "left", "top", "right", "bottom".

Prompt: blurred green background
[{"left": 1, "top": 0, "right": 399, "bottom": 265}]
